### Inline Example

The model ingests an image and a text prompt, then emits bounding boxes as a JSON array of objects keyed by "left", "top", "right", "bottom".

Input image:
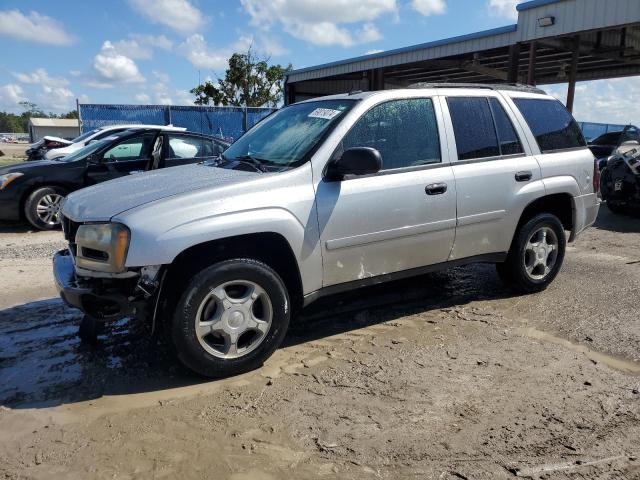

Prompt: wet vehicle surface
[{"left": 1, "top": 208, "right": 639, "bottom": 478}]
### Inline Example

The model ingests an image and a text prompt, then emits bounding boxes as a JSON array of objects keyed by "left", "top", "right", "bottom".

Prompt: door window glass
[
  {"left": 447, "top": 97, "right": 500, "bottom": 160},
  {"left": 489, "top": 98, "right": 524, "bottom": 155},
  {"left": 102, "top": 133, "right": 155, "bottom": 162},
  {"left": 513, "top": 98, "right": 586, "bottom": 152},
  {"left": 341, "top": 98, "right": 441, "bottom": 170}
]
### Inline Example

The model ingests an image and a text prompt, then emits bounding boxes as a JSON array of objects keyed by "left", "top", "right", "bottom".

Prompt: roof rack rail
[{"left": 407, "top": 82, "right": 546, "bottom": 94}]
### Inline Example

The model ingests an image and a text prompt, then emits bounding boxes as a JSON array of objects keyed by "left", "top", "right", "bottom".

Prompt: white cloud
[
  {"left": 542, "top": 77, "right": 640, "bottom": 126},
  {"left": 134, "top": 93, "right": 151, "bottom": 103},
  {"left": 128, "top": 0, "right": 206, "bottom": 34},
  {"left": 177, "top": 34, "right": 229, "bottom": 70},
  {"left": 488, "top": 0, "right": 519, "bottom": 20},
  {"left": 241, "top": 0, "right": 395, "bottom": 47},
  {"left": 39, "top": 85, "right": 75, "bottom": 112},
  {"left": 112, "top": 34, "right": 174, "bottom": 60},
  {"left": 411, "top": 0, "right": 446, "bottom": 16},
  {"left": 0, "top": 84, "right": 26, "bottom": 111},
  {"left": 93, "top": 41, "right": 145, "bottom": 85},
  {"left": 12, "top": 68, "right": 69, "bottom": 88},
  {"left": 0, "top": 9, "right": 75, "bottom": 45}
]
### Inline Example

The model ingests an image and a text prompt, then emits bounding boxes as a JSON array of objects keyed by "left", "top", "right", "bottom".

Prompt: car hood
[
  {"left": 43, "top": 135, "right": 73, "bottom": 145},
  {"left": 0, "top": 159, "right": 65, "bottom": 174},
  {"left": 62, "top": 164, "right": 260, "bottom": 222}
]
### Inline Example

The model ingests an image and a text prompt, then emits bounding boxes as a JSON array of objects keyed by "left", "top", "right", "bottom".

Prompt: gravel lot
[{"left": 0, "top": 208, "right": 639, "bottom": 479}]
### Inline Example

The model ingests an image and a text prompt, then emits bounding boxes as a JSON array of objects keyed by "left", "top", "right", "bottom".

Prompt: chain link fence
[{"left": 78, "top": 104, "right": 276, "bottom": 142}]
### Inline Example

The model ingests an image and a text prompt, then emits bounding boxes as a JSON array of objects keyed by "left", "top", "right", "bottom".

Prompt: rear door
[
  {"left": 316, "top": 96, "right": 457, "bottom": 287},
  {"left": 441, "top": 93, "right": 543, "bottom": 260}
]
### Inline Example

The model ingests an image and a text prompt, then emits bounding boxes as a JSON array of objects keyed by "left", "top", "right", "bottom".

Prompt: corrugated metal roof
[
  {"left": 517, "top": 0, "right": 564, "bottom": 11},
  {"left": 29, "top": 118, "right": 79, "bottom": 127},
  {"left": 287, "top": 0, "right": 640, "bottom": 84}
]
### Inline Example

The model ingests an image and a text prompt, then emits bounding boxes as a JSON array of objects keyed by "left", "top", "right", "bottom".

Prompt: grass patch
[{"left": 0, "top": 158, "right": 25, "bottom": 167}]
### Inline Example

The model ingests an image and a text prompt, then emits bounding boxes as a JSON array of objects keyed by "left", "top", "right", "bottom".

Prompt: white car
[{"left": 44, "top": 124, "right": 186, "bottom": 160}]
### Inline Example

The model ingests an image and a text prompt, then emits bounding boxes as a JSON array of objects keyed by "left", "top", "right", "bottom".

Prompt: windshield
[
  {"left": 71, "top": 128, "right": 100, "bottom": 144},
  {"left": 221, "top": 99, "right": 356, "bottom": 170},
  {"left": 55, "top": 136, "right": 114, "bottom": 162}
]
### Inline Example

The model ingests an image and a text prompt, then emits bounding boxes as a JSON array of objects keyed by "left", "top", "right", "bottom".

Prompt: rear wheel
[
  {"left": 170, "top": 258, "right": 290, "bottom": 378},
  {"left": 24, "top": 186, "right": 66, "bottom": 230},
  {"left": 497, "top": 213, "right": 566, "bottom": 293}
]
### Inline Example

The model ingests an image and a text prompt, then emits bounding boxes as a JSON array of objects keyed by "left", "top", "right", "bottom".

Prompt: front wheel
[
  {"left": 497, "top": 213, "right": 566, "bottom": 294},
  {"left": 24, "top": 186, "right": 66, "bottom": 230},
  {"left": 170, "top": 259, "right": 290, "bottom": 378}
]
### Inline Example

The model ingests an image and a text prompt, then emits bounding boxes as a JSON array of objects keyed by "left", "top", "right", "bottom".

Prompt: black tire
[
  {"left": 78, "top": 315, "right": 104, "bottom": 344},
  {"left": 170, "top": 258, "right": 290, "bottom": 378},
  {"left": 496, "top": 213, "right": 566, "bottom": 294},
  {"left": 24, "top": 186, "right": 66, "bottom": 230}
]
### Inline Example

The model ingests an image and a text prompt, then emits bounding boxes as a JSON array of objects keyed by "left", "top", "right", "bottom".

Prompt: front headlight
[
  {"left": 0, "top": 173, "right": 24, "bottom": 190},
  {"left": 75, "top": 223, "right": 130, "bottom": 273}
]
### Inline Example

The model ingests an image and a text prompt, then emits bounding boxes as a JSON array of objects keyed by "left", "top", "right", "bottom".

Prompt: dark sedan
[{"left": 0, "top": 127, "right": 229, "bottom": 230}]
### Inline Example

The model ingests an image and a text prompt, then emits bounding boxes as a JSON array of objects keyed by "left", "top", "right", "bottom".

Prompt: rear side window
[
  {"left": 513, "top": 98, "right": 586, "bottom": 152},
  {"left": 489, "top": 98, "right": 524, "bottom": 156},
  {"left": 341, "top": 98, "right": 441, "bottom": 170},
  {"left": 447, "top": 97, "right": 500, "bottom": 160}
]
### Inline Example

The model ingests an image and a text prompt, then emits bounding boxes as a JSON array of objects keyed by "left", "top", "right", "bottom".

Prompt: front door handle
[
  {"left": 425, "top": 182, "right": 448, "bottom": 195},
  {"left": 515, "top": 171, "right": 533, "bottom": 182}
]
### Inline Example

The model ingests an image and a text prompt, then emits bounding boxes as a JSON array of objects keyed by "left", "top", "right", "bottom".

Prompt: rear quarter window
[{"left": 513, "top": 98, "right": 586, "bottom": 152}]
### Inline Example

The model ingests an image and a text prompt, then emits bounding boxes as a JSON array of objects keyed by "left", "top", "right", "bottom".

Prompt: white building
[{"left": 28, "top": 118, "right": 79, "bottom": 143}]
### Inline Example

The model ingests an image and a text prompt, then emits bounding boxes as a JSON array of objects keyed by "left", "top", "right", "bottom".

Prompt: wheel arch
[
  {"left": 515, "top": 192, "right": 575, "bottom": 244},
  {"left": 161, "top": 232, "right": 305, "bottom": 318}
]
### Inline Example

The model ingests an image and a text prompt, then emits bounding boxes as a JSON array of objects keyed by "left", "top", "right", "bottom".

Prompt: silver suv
[{"left": 53, "top": 85, "right": 600, "bottom": 377}]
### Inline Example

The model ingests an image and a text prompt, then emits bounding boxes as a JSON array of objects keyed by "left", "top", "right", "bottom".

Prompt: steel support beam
[
  {"left": 566, "top": 35, "right": 581, "bottom": 113},
  {"left": 527, "top": 41, "right": 537, "bottom": 85},
  {"left": 507, "top": 44, "right": 521, "bottom": 83}
]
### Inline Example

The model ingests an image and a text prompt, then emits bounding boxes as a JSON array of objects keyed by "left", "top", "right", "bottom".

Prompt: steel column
[{"left": 566, "top": 35, "right": 581, "bottom": 113}]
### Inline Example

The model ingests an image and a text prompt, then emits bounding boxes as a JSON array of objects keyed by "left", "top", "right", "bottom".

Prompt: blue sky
[{"left": 0, "top": 0, "right": 638, "bottom": 125}]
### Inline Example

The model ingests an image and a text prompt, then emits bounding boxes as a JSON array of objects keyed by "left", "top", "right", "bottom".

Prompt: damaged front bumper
[{"left": 53, "top": 249, "right": 161, "bottom": 321}]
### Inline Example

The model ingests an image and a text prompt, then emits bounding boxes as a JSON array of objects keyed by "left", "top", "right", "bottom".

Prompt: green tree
[{"left": 191, "top": 49, "right": 291, "bottom": 108}]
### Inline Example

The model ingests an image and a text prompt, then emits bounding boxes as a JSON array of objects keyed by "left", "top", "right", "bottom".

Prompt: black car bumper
[{"left": 53, "top": 249, "right": 137, "bottom": 320}]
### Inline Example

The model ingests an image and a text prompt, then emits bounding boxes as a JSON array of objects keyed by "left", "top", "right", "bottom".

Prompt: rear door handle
[
  {"left": 515, "top": 171, "right": 533, "bottom": 182},
  {"left": 425, "top": 182, "right": 448, "bottom": 195}
]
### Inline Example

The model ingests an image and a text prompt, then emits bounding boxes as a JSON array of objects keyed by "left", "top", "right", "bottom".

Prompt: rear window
[{"left": 513, "top": 98, "right": 586, "bottom": 152}]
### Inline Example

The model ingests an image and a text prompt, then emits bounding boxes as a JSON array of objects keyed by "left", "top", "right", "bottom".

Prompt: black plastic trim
[{"left": 302, "top": 252, "right": 507, "bottom": 307}]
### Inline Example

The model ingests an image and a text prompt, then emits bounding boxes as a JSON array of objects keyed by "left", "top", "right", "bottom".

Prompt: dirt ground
[{"left": 0, "top": 207, "right": 639, "bottom": 479}]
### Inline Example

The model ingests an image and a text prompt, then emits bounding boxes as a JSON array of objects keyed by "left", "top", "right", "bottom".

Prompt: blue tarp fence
[
  {"left": 79, "top": 104, "right": 628, "bottom": 144},
  {"left": 78, "top": 104, "right": 276, "bottom": 142}
]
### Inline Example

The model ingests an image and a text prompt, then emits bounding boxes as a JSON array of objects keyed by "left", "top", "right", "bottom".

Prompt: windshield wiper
[{"left": 230, "top": 154, "right": 268, "bottom": 173}]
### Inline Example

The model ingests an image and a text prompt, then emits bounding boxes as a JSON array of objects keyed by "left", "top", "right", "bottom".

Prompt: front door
[
  {"left": 315, "top": 97, "right": 457, "bottom": 287},
  {"left": 86, "top": 132, "right": 157, "bottom": 185}
]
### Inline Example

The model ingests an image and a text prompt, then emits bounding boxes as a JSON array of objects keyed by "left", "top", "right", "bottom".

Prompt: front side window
[
  {"left": 340, "top": 98, "right": 441, "bottom": 170},
  {"left": 101, "top": 133, "right": 155, "bottom": 162},
  {"left": 167, "top": 135, "right": 205, "bottom": 159},
  {"left": 447, "top": 97, "right": 500, "bottom": 160},
  {"left": 513, "top": 98, "right": 586, "bottom": 152},
  {"left": 222, "top": 99, "right": 355, "bottom": 170}
]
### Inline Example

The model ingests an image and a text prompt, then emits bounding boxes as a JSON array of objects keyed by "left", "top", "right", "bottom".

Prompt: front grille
[{"left": 62, "top": 215, "right": 80, "bottom": 243}]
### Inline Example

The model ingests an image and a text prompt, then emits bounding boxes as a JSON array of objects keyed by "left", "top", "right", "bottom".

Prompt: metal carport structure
[{"left": 285, "top": 0, "right": 640, "bottom": 112}]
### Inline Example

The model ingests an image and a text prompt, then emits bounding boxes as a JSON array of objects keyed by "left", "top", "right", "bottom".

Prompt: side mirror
[
  {"left": 325, "top": 147, "right": 382, "bottom": 180},
  {"left": 86, "top": 154, "right": 100, "bottom": 165}
]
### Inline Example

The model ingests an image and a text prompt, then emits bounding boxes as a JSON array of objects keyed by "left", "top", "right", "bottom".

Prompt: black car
[
  {"left": 588, "top": 125, "right": 640, "bottom": 166},
  {"left": 0, "top": 128, "right": 229, "bottom": 230}
]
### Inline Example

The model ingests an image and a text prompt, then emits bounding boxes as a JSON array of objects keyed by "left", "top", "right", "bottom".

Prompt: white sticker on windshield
[{"left": 308, "top": 108, "right": 342, "bottom": 120}]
